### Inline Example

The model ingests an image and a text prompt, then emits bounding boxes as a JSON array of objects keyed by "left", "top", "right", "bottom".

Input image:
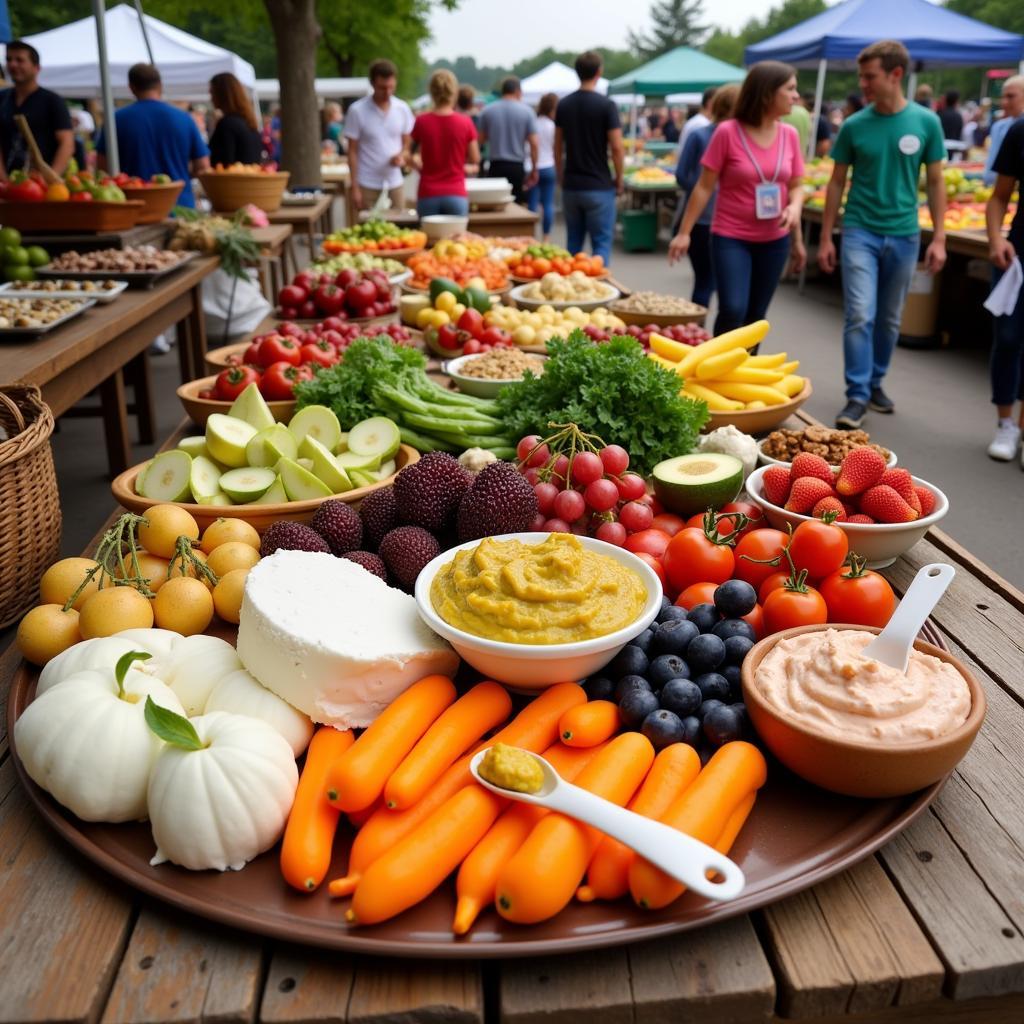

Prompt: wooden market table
[
  {"left": 267, "top": 195, "right": 334, "bottom": 266},
  {"left": 364, "top": 202, "right": 539, "bottom": 239},
  {"left": 0, "top": 256, "right": 218, "bottom": 476},
  {"left": 2, "top": 417, "right": 1023, "bottom": 1022}
]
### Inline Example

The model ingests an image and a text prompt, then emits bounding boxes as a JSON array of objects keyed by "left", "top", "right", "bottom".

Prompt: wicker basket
[
  {"left": 199, "top": 171, "right": 290, "bottom": 213},
  {"left": 0, "top": 385, "right": 61, "bottom": 628}
]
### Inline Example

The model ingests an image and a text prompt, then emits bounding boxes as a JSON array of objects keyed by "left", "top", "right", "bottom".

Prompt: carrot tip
[
  {"left": 576, "top": 886, "right": 595, "bottom": 902},
  {"left": 452, "top": 897, "right": 479, "bottom": 936},
  {"left": 304, "top": 878, "right": 316, "bottom": 891},
  {"left": 327, "top": 874, "right": 360, "bottom": 897},
  {"left": 561, "top": 730, "right": 573, "bottom": 740},
  {"left": 326, "top": 788, "right": 339, "bottom": 802}
]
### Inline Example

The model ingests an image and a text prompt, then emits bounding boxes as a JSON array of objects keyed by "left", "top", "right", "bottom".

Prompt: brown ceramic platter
[{"left": 7, "top": 621, "right": 947, "bottom": 959}]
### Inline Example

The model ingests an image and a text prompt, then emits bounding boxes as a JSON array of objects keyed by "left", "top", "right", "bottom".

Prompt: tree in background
[
  {"left": 704, "top": 0, "right": 826, "bottom": 68},
  {"left": 628, "top": 0, "right": 710, "bottom": 59}
]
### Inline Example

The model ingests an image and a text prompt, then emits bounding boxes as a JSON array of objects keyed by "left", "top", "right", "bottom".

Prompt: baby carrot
[{"left": 558, "top": 700, "right": 620, "bottom": 748}]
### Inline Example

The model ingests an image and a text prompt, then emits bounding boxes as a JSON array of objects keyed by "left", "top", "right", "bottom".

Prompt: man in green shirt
[{"left": 818, "top": 40, "right": 947, "bottom": 428}]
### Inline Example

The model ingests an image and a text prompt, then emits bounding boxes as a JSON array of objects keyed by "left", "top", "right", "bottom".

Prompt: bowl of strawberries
[{"left": 744, "top": 447, "right": 948, "bottom": 568}]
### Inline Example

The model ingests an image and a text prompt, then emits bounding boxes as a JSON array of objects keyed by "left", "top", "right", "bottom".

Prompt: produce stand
[
  {"left": 366, "top": 203, "right": 540, "bottom": 239},
  {"left": 267, "top": 194, "right": 334, "bottom": 265},
  {"left": 2, "top": 451, "right": 1023, "bottom": 1020},
  {"left": 0, "top": 256, "right": 218, "bottom": 475},
  {"left": 10, "top": 221, "right": 168, "bottom": 257}
]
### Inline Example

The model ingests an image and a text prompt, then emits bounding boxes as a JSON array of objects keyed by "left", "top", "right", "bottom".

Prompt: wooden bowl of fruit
[
  {"left": 704, "top": 381, "right": 813, "bottom": 434},
  {"left": 178, "top": 376, "right": 295, "bottom": 428},
  {"left": 120, "top": 180, "right": 185, "bottom": 223}
]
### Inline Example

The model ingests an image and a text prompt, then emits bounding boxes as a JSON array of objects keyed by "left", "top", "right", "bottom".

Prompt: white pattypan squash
[
  {"left": 15, "top": 653, "right": 185, "bottom": 822},
  {"left": 148, "top": 634, "right": 242, "bottom": 716},
  {"left": 147, "top": 710, "right": 298, "bottom": 871},
  {"left": 204, "top": 669, "right": 313, "bottom": 757},
  {"left": 37, "top": 630, "right": 182, "bottom": 696}
]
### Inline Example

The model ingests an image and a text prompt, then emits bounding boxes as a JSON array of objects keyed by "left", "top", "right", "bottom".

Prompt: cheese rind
[{"left": 237, "top": 550, "right": 459, "bottom": 728}]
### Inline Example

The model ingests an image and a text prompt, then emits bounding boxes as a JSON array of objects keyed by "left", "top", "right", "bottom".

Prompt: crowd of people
[{"left": 1, "top": 36, "right": 1023, "bottom": 463}]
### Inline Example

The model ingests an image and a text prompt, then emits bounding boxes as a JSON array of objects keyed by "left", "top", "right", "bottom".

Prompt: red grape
[
  {"left": 523, "top": 467, "right": 541, "bottom": 486},
  {"left": 571, "top": 451, "right": 604, "bottom": 485},
  {"left": 553, "top": 488, "right": 586, "bottom": 523},
  {"left": 517, "top": 435, "right": 542, "bottom": 462},
  {"left": 544, "top": 517, "right": 571, "bottom": 533},
  {"left": 528, "top": 512, "right": 547, "bottom": 532},
  {"left": 550, "top": 453, "right": 570, "bottom": 488},
  {"left": 533, "top": 481, "right": 559, "bottom": 516},
  {"left": 616, "top": 473, "right": 647, "bottom": 501},
  {"left": 595, "top": 521, "right": 627, "bottom": 546},
  {"left": 584, "top": 478, "right": 619, "bottom": 512},
  {"left": 599, "top": 444, "right": 629, "bottom": 475},
  {"left": 619, "top": 501, "right": 654, "bottom": 533}
]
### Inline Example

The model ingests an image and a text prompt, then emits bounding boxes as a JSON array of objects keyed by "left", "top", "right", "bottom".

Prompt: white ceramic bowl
[
  {"left": 414, "top": 533, "right": 663, "bottom": 690},
  {"left": 466, "top": 178, "right": 514, "bottom": 205},
  {"left": 756, "top": 436, "right": 897, "bottom": 470},
  {"left": 509, "top": 282, "right": 620, "bottom": 313},
  {"left": 744, "top": 465, "right": 948, "bottom": 569},
  {"left": 443, "top": 352, "right": 545, "bottom": 398},
  {"left": 422, "top": 215, "right": 470, "bottom": 242}
]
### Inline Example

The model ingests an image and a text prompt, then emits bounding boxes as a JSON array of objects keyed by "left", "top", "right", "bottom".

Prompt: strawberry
[
  {"left": 785, "top": 477, "right": 835, "bottom": 514},
  {"left": 836, "top": 446, "right": 887, "bottom": 496},
  {"left": 846, "top": 513, "right": 876, "bottom": 524},
  {"left": 859, "top": 484, "right": 920, "bottom": 524},
  {"left": 914, "top": 484, "right": 937, "bottom": 517},
  {"left": 878, "top": 467, "right": 915, "bottom": 502},
  {"left": 762, "top": 465, "right": 792, "bottom": 507},
  {"left": 790, "top": 452, "right": 834, "bottom": 486},
  {"left": 841, "top": 499, "right": 857, "bottom": 517},
  {"left": 811, "top": 496, "right": 847, "bottom": 521},
  {"left": 906, "top": 488, "right": 922, "bottom": 515}
]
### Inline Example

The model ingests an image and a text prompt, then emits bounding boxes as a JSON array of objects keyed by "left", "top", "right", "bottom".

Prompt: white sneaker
[{"left": 987, "top": 421, "right": 1021, "bottom": 461}]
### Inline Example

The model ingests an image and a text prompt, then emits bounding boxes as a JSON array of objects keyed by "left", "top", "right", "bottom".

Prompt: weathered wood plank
[
  {"left": 100, "top": 906, "right": 262, "bottom": 1024},
  {"left": 927, "top": 527, "right": 1024, "bottom": 616},
  {"left": 771, "top": 991, "right": 1024, "bottom": 1023},
  {"left": 0, "top": 758, "right": 134, "bottom": 1024},
  {"left": 260, "top": 948, "right": 354, "bottom": 1024},
  {"left": 500, "top": 949, "right": 633, "bottom": 1024},
  {"left": 627, "top": 915, "right": 775, "bottom": 1023},
  {"left": 347, "top": 958, "right": 482, "bottom": 1024}
]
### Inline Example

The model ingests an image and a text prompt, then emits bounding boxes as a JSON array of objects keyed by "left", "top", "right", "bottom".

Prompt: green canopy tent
[{"left": 609, "top": 47, "right": 746, "bottom": 141}]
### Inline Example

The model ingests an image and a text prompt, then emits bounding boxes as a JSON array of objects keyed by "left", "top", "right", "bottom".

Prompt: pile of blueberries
[{"left": 584, "top": 579, "right": 759, "bottom": 751}]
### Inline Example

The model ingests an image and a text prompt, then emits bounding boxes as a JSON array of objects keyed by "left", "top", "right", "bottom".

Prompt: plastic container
[{"left": 620, "top": 210, "right": 657, "bottom": 252}]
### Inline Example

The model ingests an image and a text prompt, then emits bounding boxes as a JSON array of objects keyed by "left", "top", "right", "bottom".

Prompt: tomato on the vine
[
  {"left": 762, "top": 582, "right": 828, "bottom": 633},
  {"left": 662, "top": 526, "right": 735, "bottom": 591},
  {"left": 718, "top": 501, "right": 764, "bottom": 540},
  {"left": 213, "top": 364, "right": 259, "bottom": 400},
  {"left": 788, "top": 519, "right": 849, "bottom": 580},
  {"left": 674, "top": 581, "right": 718, "bottom": 609},
  {"left": 758, "top": 570, "right": 792, "bottom": 605},
  {"left": 819, "top": 557, "right": 896, "bottom": 627},
  {"left": 733, "top": 529, "right": 790, "bottom": 589}
]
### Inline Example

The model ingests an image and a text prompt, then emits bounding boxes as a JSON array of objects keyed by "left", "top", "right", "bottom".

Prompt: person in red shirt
[{"left": 408, "top": 70, "right": 479, "bottom": 216}]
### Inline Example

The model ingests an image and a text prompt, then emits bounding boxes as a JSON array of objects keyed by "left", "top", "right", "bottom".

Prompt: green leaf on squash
[{"left": 144, "top": 696, "right": 205, "bottom": 751}]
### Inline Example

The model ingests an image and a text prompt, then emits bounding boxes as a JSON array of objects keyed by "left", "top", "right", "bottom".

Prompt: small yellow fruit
[
  {"left": 79, "top": 586, "right": 154, "bottom": 639},
  {"left": 17, "top": 604, "right": 81, "bottom": 665},
  {"left": 167, "top": 548, "right": 213, "bottom": 588},
  {"left": 138, "top": 504, "right": 199, "bottom": 558},
  {"left": 200, "top": 517, "right": 260, "bottom": 554},
  {"left": 206, "top": 541, "right": 261, "bottom": 578},
  {"left": 213, "top": 568, "right": 250, "bottom": 624},
  {"left": 116, "top": 551, "right": 171, "bottom": 593},
  {"left": 39, "top": 557, "right": 101, "bottom": 610},
  {"left": 153, "top": 576, "right": 214, "bottom": 635}
]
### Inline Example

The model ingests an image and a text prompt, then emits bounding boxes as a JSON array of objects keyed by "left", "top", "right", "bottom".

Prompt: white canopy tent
[
  {"left": 255, "top": 78, "right": 370, "bottom": 103},
  {"left": 519, "top": 62, "right": 610, "bottom": 104}
]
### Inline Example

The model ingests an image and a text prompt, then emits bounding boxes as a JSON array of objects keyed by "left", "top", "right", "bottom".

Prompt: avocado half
[{"left": 651, "top": 452, "right": 744, "bottom": 516}]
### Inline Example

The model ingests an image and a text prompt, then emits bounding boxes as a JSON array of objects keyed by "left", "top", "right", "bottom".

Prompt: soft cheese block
[{"left": 237, "top": 550, "right": 459, "bottom": 728}]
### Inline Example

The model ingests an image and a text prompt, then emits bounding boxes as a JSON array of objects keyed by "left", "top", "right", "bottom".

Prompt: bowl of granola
[
  {"left": 444, "top": 349, "right": 546, "bottom": 398},
  {"left": 758, "top": 426, "right": 895, "bottom": 469}
]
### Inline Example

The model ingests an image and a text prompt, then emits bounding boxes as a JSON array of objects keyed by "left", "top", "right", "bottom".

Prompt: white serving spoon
[
  {"left": 862, "top": 562, "right": 955, "bottom": 673},
  {"left": 469, "top": 749, "right": 745, "bottom": 902}
]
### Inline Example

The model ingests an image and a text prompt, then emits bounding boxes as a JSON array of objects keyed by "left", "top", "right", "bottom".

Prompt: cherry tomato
[
  {"left": 214, "top": 365, "right": 260, "bottom": 400},
  {"left": 721, "top": 500, "right": 764, "bottom": 524},
  {"left": 662, "top": 527, "right": 735, "bottom": 592},
  {"left": 819, "top": 563, "right": 896, "bottom": 627},
  {"left": 650, "top": 512, "right": 686, "bottom": 536},
  {"left": 741, "top": 603, "right": 764, "bottom": 640},
  {"left": 299, "top": 340, "right": 338, "bottom": 368},
  {"left": 758, "top": 570, "right": 792, "bottom": 605},
  {"left": 257, "top": 333, "right": 301, "bottom": 367},
  {"left": 733, "top": 528, "right": 790, "bottom": 589},
  {"left": 716, "top": 503, "right": 763, "bottom": 540},
  {"left": 788, "top": 520, "right": 850, "bottom": 580},
  {"left": 674, "top": 581, "right": 718, "bottom": 609},
  {"left": 762, "top": 585, "right": 828, "bottom": 633},
  {"left": 632, "top": 552, "right": 667, "bottom": 591},
  {"left": 259, "top": 361, "right": 308, "bottom": 400},
  {"left": 623, "top": 528, "right": 672, "bottom": 559}
]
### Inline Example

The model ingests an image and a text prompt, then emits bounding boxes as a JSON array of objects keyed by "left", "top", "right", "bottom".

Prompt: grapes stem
[
  {"left": 517, "top": 421, "right": 608, "bottom": 484},
  {"left": 63, "top": 512, "right": 156, "bottom": 611},
  {"left": 167, "top": 536, "right": 220, "bottom": 588}
]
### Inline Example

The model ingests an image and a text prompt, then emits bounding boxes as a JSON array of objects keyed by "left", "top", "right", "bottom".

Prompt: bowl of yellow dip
[
  {"left": 415, "top": 532, "right": 662, "bottom": 690},
  {"left": 741, "top": 624, "right": 986, "bottom": 798}
]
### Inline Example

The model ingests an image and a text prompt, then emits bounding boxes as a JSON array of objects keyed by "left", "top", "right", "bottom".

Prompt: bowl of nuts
[
  {"left": 758, "top": 426, "right": 896, "bottom": 470},
  {"left": 609, "top": 291, "right": 707, "bottom": 326},
  {"left": 444, "top": 349, "right": 546, "bottom": 398}
]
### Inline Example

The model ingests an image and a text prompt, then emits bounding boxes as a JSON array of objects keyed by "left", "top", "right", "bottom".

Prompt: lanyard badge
[{"left": 739, "top": 127, "right": 786, "bottom": 220}]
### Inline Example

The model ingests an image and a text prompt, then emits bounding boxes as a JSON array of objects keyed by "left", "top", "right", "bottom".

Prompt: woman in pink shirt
[{"left": 669, "top": 62, "right": 805, "bottom": 336}]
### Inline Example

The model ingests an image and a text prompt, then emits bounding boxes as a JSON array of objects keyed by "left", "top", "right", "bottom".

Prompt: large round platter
[
  {"left": 8, "top": 620, "right": 946, "bottom": 958},
  {"left": 509, "top": 282, "right": 620, "bottom": 313}
]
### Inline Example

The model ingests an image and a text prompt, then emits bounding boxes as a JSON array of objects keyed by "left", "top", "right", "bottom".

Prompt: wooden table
[
  {"left": 267, "top": 195, "right": 334, "bottom": 266},
  {"left": 0, "top": 257, "right": 218, "bottom": 475},
  {"left": 248, "top": 223, "right": 294, "bottom": 299},
  {"left": 2, "top": 455, "right": 1023, "bottom": 1021}
]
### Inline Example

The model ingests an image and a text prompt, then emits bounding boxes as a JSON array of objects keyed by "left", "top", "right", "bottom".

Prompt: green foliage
[
  {"left": 704, "top": 0, "right": 827, "bottom": 76},
  {"left": 947, "top": 0, "right": 1024, "bottom": 36},
  {"left": 495, "top": 333, "right": 709, "bottom": 474},
  {"left": 629, "top": 0, "right": 710, "bottom": 59}
]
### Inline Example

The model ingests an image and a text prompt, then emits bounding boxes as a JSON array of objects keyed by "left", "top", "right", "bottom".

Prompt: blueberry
[
  {"left": 609, "top": 645, "right": 649, "bottom": 679},
  {"left": 687, "top": 602, "right": 720, "bottom": 634},
  {"left": 660, "top": 677, "right": 702, "bottom": 718},
  {"left": 681, "top": 715, "right": 702, "bottom": 745},
  {"left": 660, "top": 595, "right": 673, "bottom": 613},
  {"left": 619, "top": 688, "right": 660, "bottom": 728},
  {"left": 657, "top": 604, "right": 690, "bottom": 625},
  {"left": 695, "top": 672, "right": 731, "bottom": 702},
  {"left": 651, "top": 619, "right": 699, "bottom": 657},
  {"left": 723, "top": 635, "right": 754, "bottom": 666},
  {"left": 641, "top": 709, "right": 686, "bottom": 750},
  {"left": 721, "top": 664, "right": 743, "bottom": 701},
  {"left": 703, "top": 704, "right": 745, "bottom": 746},
  {"left": 648, "top": 654, "right": 689, "bottom": 688},
  {"left": 583, "top": 674, "right": 616, "bottom": 702},
  {"left": 698, "top": 698, "right": 725, "bottom": 720},
  {"left": 714, "top": 579, "right": 757, "bottom": 618},
  {"left": 630, "top": 627, "right": 655, "bottom": 654},
  {"left": 614, "top": 674, "right": 652, "bottom": 703},
  {"left": 686, "top": 632, "right": 726, "bottom": 672},
  {"left": 713, "top": 618, "right": 757, "bottom": 644}
]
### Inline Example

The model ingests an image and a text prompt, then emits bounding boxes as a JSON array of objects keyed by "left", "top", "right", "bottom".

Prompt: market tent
[
  {"left": 255, "top": 78, "right": 370, "bottom": 102},
  {"left": 520, "top": 62, "right": 609, "bottom": 103},
  {"left": 609, "top": 47, "right": 745, "bottom": 96},
  {"left": 23, "top": 4, "right": 255, "bottom": 100}
]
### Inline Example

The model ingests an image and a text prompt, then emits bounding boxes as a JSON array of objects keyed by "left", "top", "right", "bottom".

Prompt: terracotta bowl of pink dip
[{"left": 741, "top": 624, "right": 986, "bottom": 798}]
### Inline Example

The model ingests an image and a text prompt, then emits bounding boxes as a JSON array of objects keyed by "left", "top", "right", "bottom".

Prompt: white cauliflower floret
[
  {"left": 458, "top": 448, "right": 498, "bottom": 474},
  {"left": 696, "top": 425, "right": 759, "bottom": 480}
]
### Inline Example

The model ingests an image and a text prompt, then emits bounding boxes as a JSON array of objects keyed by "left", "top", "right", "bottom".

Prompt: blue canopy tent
[{"left": 744, "top": 0, "right": 1024, "bottom": 155}]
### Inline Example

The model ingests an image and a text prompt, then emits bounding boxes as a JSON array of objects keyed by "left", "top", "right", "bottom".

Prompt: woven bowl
[
  {"left": 199, "top": 171, "right": 290, "bottom": 213},
  {"left": 121, "top": 181, "right": 185, "bottom": 224}
]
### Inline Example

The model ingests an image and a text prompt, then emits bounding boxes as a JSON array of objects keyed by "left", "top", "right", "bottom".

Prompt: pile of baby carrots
[{"left": 279, "top": 675, "right": 767, "bottom": 931}]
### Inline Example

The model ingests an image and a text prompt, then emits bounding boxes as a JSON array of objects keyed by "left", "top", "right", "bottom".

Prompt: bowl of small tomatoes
[{"left": 178, "top": 371, "right": 298, "bottom": 427}]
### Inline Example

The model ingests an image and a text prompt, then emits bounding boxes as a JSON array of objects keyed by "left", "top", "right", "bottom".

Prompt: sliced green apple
[
  {"left": 189, "top": 455, "right": 223, "bottom": 503},
  {"left": 278, "top": 457, "right": 332, "bottom": 501},
  {"left": 348, "top": 469, "right": 378, "bottom": 488},
  {"left": 300, "top": 434, "right": 353, "bottom": 493},
  {"left": 347, "top": 416, "right": 401, "bottom": 460},
  {"left": 253, "top": 474, "right": 288, "bottom": 505},
  {"left": 219, "top": 466, "right": 277, "bottom": 502},
  {"left": 228, "top": 382, "right": 276, "bottom": 431},
  {"left": 335, "top": 449, "right": 382, "bottom": 472},
  {"left": 262, "top": 423, "right": 299, "bottom": 464},
  {"left": 206, "top": 413, "right": 257, "bottom": 468},
  {"left": 177, "top": 436, "right": 209, "bottom": 459},
  {"left": 139, "top": 450, "right": 191, "bottom": 502},
  {"left": 196, "top": 491, "right": 235, "bottom": 506},
  {"left": 288, "top": 404, "right": 342, "bottom": 452}
]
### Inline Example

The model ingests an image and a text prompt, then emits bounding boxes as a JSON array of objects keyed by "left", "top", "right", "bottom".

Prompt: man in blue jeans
[
  {"left": 818, "top": 40, "right": 946, "bottom": 429},
  {"left": 554, "top": 51, "right": 624, "bottom": 264}
]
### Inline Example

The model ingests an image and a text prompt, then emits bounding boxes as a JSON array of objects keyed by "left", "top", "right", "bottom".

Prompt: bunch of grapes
[{"left": 516, "top": 424, "right": 654, "bottom": 546}]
